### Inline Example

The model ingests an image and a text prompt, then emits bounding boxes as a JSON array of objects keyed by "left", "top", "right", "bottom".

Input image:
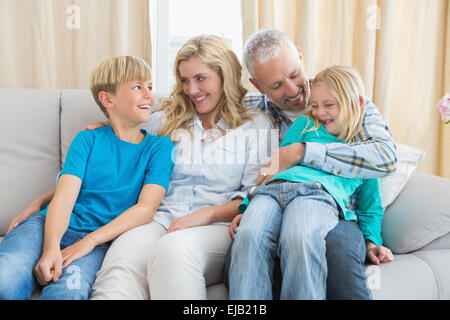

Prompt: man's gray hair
[{"left": 243, "top": 29, "right": 297, "bottom": 81}]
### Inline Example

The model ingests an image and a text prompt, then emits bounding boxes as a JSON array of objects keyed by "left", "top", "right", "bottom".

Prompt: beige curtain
[
  {"left": 242, "top": 0, "right": 450, "bottom": 178},
  {"left": 0, "top": 0, "right": 151, "bottom": 89}
]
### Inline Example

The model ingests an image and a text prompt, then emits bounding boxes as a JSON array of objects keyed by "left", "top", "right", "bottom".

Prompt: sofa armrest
[{"left": 382, "top": 171, "right": 450, "bottom": 254}]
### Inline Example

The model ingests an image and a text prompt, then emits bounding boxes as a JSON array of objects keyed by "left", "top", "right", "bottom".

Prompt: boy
[{"left": 0, "top": 56, "right": 174, "bottom": 300}]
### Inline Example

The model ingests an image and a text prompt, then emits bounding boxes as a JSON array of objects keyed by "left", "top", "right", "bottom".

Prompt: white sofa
[{"left": 1, "top": 88, "right": 450, "bottom": 300}]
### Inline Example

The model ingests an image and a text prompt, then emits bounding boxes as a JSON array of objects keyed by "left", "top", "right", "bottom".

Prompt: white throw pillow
[{"left": 379, "top": 143, "right": 425, "bottom": 209}]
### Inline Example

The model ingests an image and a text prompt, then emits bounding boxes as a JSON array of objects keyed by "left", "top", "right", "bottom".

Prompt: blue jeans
[
  {"left": 228, "top": 181, "right": 339, "bottom": 299},
  {"left": 0, "top": 213, "right": 110, "bottom": 300},
  {"left": 325, "top": 219, "right": 372, "bottom": 299}
]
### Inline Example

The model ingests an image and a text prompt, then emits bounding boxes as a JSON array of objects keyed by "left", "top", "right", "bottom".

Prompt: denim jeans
[
  {"left": 0, "top": 213, "right": 110, "bottom": 300},
  {"left": 224, "top": 220, "right": 372, "bottom": 300},
  {"left": 228, "top": 181, "right": 339, "bottom": 299}
]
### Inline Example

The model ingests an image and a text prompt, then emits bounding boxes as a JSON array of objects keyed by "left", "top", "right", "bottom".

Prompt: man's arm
[
  {"left": 300, "top": 99, "right": 397, "bottom": 179},
  {"left": 60, "top": 183, "right": 166, "bottom": 268}
]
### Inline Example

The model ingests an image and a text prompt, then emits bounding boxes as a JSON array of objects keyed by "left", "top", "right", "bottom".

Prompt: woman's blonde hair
[
  {"left": 309, "top": 65, "right": 366, "bottom": 142},
  {"left": 90, "top": 55, "right": 152, "bottom": 118},
  {"left": 158, "top": 34, "right": 255, "bottom": 137}
]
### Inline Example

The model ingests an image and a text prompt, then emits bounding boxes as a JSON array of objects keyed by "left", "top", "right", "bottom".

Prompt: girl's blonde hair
[
  {"left": 158, "top": 34, "right": 255, "bottom": 137},
  {"left": 90, "top": 55, "right": 152, "bottom": 118},
  {"left": 309, "top": 65, "right": 366, "bottom": 142}
]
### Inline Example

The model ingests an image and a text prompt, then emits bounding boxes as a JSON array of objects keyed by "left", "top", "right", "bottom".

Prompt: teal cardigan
[{"left": 240, "top": 116, "right": 384, "bottom": 246}]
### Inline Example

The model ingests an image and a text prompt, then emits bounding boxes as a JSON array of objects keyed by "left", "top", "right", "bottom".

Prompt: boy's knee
[{"left": 0, "top": 259, "right": 32, "bottom": 300}]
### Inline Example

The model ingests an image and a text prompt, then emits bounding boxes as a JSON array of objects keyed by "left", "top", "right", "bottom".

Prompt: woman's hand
[
  {"left": 84, "top": 121, "right": 108, "bottom": 130},
  {"left": 167, "top": 207, "right": 215, "bottom": 233},
  {"left": 7, "top": 200, "right": 43, "bottom": 234},
  {"left": 366, "top": 241, "right": 394, "bottom": 264},
  {"left": 60, "top": 235, "right": 98, "bottom": 268}
]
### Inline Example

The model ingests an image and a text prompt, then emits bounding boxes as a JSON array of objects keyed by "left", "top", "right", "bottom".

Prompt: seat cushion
[
  {"left": 60, "top": 89, "right": 107, "bottom": 165},
  {"left": 366, "top": 249, "right": 450, "bottom": 300},
  {"left": 0, "top": 89, "right": 61, "bottom": 236}
]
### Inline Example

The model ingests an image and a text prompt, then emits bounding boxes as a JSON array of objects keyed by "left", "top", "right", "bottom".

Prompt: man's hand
[
  {"left": 366, "top": 242, "right": 394, "bottom": 265},
  {"left": 229, "top": 214, "right": 243, "bottom": 239},
  {"left": 34, "top": 248, "right": 63, "bottom": 286},
  {"left": 84, "top": 121, "right": 108, "bottom": 130},
  {"left": 256, "top": 143, "right": 305, "bottom": 185}
]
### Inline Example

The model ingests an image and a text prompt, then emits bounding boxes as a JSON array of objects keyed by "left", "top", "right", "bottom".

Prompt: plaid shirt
[{"left": 243, "top": 93, "right": 397, "bottom": 180}]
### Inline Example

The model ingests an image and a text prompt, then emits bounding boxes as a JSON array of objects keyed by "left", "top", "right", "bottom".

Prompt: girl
[{"left": 229, "top": 65, "right": 394, "bottom": 300}]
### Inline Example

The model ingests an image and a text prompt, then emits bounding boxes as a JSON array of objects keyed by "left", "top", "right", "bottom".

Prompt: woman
[{"left": 89, "top": 34, "right": 276, "bottom": 299}]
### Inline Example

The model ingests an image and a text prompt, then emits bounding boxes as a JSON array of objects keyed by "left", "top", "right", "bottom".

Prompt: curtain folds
[
  {"left": 0, "top": 0, "right": 151, "bottom": 89},
  {"left": 241, "top": 0, "right": 450, "bottom": 178}
]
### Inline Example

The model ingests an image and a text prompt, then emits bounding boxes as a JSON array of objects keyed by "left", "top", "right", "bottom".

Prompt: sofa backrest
[{"left": 0, "top": 88, "right": 106, "bottom": 235}]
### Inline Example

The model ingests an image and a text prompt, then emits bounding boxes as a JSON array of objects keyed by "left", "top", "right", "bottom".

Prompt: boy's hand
[
  {"left": 230, "top": 214, "right": 243, "bottom": 238},
  {"left": 61, "top": 235, "right": 98, "bottom": 268},
  {"left": 366, "top": 241, "right": 394, "bottom": 265},
  {"left": 34, "top": 249, "right": 63, "bottom": 286},
  {"left": 84, "top": 121, "right": 108, "bottom": 130}
]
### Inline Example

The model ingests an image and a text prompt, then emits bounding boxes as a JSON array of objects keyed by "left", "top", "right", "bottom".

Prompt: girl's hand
[
  {"left": 34, "top": 248, "right": 63, "bottom": 286},
  {"left": 366, "top": 242, "right": 394, "bottom": 265},
  {"left": 230, "top": 214, "right": 243, "bottom": 239},
  {"left": 167, "top": 207, "right": 214, "bottom": 233},
  {"left": 61, "top": 235, "right": 98, "bottom": 268}
]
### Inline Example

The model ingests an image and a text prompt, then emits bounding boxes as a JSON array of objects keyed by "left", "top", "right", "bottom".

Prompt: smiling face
[
  {"left": 309, "top": 82, "right": 341, "bottom": 137},
  {"left": 179, "top": 57, "right": 224, "bottom": 126},
  {"left": 251, "top": 44, "right": 309, "bottom": 112},
  {"left": 107, "top": 79, "right": 154, "bottom": 125}
]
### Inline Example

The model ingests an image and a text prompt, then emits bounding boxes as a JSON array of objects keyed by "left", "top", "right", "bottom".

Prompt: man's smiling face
[{"left": 250, "top": 44, "right": 310, "bottom": 112}]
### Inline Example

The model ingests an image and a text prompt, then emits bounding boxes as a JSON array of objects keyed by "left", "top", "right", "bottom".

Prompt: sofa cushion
[
  {"left": 366, "top": 249, "right": 450, "bottom": 300},
  {"left": 0, "top": 89, "right": 61, "bottom": 236},
  {"left": 60, "top": 89, "right": 107, "bottom": 165},
  {"left": 379, "top": 143, "right": 425, "bottom": 209},
  {"left": 382, "top": 172, "right": 450, "bottom": 254}
]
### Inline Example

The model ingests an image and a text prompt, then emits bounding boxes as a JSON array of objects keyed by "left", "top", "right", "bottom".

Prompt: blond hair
[
  {"left": 158, "top": 34, "right": 256, "bottom": 138},
  {"left": 90, "top": 55, "right": 152, "bottom": 118},
  {"left": 308, "top": 65, "right": 366, "bottom": 142}
]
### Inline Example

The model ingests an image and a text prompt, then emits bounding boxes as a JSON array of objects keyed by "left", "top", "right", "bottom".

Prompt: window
[{"left": 150, "top": 0, "right": 242, "bottom": 98}]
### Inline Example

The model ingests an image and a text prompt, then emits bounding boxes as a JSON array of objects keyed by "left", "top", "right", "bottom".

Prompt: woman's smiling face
[{"left": 179, "top": 57, "right": 223, "bottom": 126}]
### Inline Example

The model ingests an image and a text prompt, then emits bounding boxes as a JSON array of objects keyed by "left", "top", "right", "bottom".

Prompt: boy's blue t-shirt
[{"left": 39, "top": 124, "right": 174, "bottom": 233}]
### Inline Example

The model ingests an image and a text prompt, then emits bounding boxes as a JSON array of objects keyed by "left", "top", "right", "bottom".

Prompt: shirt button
[
  {"left": 310, "top": 160, "right": 315, "bottom": 165},
  {"left": 333, "top": 168, "right": 342, "bottom": 176}
]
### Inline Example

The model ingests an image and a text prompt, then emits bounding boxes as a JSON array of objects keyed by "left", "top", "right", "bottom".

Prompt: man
[{"left": 224, "top": 29, "right": 397, "bottom": 299}]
